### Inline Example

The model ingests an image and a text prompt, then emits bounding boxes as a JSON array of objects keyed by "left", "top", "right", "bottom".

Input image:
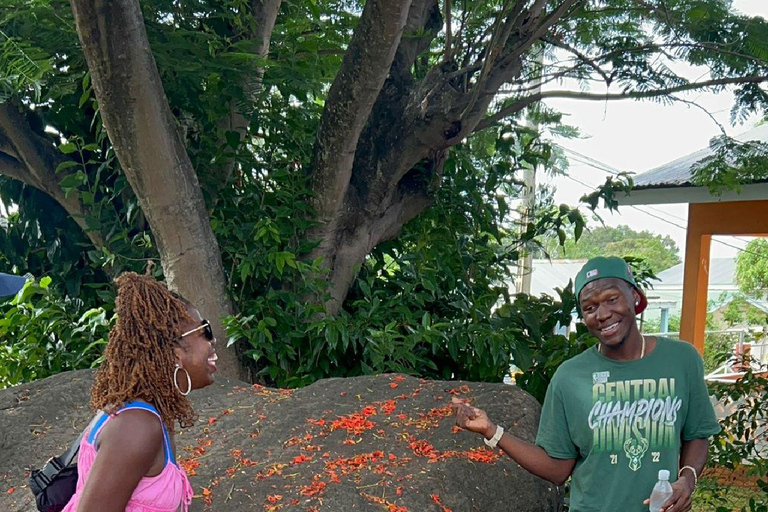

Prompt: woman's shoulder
[{"left": 100, "top": 404, "right": 165, "bottom": 451}]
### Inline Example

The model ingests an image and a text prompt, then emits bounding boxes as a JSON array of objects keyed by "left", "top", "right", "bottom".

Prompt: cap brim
[{"left": 0, "top": 272, "right": 27, "bottom": 298}]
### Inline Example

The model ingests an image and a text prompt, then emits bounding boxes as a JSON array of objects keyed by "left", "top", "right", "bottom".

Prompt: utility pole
[{"left": 515, "top": 45, "right": 542, "bottom": 296}]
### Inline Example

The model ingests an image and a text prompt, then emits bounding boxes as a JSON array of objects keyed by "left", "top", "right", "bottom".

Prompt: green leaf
[
  {"left": 59, "top": 142, "right": 77, "bottom": 154},
  {"left": 55, "top": 161, "right": 79, "bottom": 173}
]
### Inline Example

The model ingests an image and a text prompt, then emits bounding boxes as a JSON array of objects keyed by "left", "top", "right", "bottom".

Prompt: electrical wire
[
  {"left": 560, "top": 165, "right": 766, "bottom": 261},
  {"left": 558, "top": 144, "right": 758, "bottom": 244}
]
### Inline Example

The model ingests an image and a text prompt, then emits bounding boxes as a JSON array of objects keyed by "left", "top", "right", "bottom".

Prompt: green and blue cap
[{"left": 574, "top": 256, "right": 647, "bottom": 315}]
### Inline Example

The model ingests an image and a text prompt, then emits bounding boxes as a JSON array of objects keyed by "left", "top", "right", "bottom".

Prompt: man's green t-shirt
[{"left": 535, "top": 337, "right": 721, "bottom": 512}]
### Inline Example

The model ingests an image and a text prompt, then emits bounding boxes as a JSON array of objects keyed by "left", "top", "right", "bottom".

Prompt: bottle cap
[{"left": 658, "top": 470, "right": 670, "bottom": 480}]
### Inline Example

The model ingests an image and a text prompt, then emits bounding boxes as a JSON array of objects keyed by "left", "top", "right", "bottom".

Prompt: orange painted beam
[
  {"left": 679, "top": 200, "right": 768, "bottom": 354},
  {"left": 680, "top": 230, "right": 710, "bottom": 354},
  {"left": 687, "top": 201, "right": 768, "bottom": 236}
]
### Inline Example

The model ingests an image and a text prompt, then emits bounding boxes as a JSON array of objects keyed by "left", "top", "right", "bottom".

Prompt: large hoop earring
[{"left": 173, "top": 364, "right": 191, "bottom": 396}]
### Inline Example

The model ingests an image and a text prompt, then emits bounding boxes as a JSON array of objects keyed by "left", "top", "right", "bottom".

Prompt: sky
[{"left": 542, "top": 0, "right": 767, "bottom": 262}]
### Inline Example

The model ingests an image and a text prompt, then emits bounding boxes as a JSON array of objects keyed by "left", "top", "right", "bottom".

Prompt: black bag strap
[
  {"left": 59, "top": 427, "right": 86, "bottom": 467},
  {"left": 31, "top": 428, "right": 86, "bottom": 488}
]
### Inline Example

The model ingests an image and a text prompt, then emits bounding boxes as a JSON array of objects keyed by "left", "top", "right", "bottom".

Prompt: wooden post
[
  {"left": 680, "top": 215, "right": 710, "bottom": 353},
  {"left": 679, "top": 201, "right": 768, "bottom": 354}
]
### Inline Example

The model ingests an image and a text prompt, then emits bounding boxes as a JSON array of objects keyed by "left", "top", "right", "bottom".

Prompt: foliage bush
[
  {"left": 220, "top": 126, "right": 600, "bottom": 387},
  {"left": 700, "top": 366, "right": 768, "bottom": 512},
  {"left": 0, "top": 277, "right": 112, "bottom": 389}
]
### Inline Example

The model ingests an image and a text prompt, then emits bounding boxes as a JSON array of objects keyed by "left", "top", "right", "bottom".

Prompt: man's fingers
[
  {"left": 453, "top": 406, "right": 473, "bottom": 427},
  {"left": 660, "top": 491, "right": 691, "bottom": 512},
  {"left": 452, "top": 403, "right": 477, "bottom": 419}
]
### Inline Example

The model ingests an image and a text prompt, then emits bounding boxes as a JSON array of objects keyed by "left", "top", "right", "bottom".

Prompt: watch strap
[{"left": 483, "top": 425, "right": 504, "bottom": 448}]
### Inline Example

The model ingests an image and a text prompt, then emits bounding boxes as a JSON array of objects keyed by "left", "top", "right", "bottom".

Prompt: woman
[{"left": 62, "top": 271, "right": 217, "bottom": 512}]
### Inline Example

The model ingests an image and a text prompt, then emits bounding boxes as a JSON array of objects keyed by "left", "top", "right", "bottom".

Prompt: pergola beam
[{"left": 680, "top": 200, "right": 768, "bottom": 352}]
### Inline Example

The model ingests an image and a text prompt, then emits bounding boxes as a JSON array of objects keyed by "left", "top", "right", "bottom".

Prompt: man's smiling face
[{"left": 578, "top": 277, "right": 639, "bottom": 349}]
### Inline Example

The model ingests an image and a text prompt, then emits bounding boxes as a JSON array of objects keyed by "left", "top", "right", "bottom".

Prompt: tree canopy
[
  {"left": 542, "top": 224, "right": 682, "bottom": 273},
  {"left": 735, "top": 238, "right": 768, "bottom": 297},
  {"left": 1, "top": 0, "right": 767, "bottom": 386}
]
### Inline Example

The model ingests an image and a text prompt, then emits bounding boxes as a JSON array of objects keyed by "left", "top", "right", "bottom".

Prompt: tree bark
[
  {"left": 69, "top": 0, "right": 245, "bottom": 380},
  {"left": 307, "top": 0, "right": 413, "bottom": 312},
  {"left": 307, "top": 0, "right": 551, "bottom": 313}
]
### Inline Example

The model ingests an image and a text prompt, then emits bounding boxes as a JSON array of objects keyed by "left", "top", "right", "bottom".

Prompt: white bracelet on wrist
[
  {"left": 678, "top": 465, "right": 698, "bottom": 491},
  {"left": 484, "top": 425, "right": 504, "bottom": 448}
]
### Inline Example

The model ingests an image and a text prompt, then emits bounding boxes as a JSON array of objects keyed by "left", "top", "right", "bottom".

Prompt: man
[
  {"left": 452, "top": 256, "right": 720, "bottom": 512},
  {"left": 0, "top": 271, "right": 27, "bottom": 298}
]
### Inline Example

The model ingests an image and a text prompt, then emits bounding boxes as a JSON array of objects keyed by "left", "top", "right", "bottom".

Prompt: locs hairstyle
[{"left": 90, "top": 272, "right": 197, "bottom": 432}]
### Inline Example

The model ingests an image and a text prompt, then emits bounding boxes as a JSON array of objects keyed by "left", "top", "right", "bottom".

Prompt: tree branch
[
  {"left": 309, "top": 0, "right": 413, "bottom": 223},
  {"left": 391, "top": 0, "right": 441, "bottom": 79},
  {"left": 542, "top": 35, "right": 611, "bottom": 86},
  {"left": 0, "top": 151, "right": 28, "bottom": 183},
  {"left": 444, "top": 0, "right": 452, "bottom": 61},
  {"left": 521, "top": 0, "right": 583, "bottom": 51},
  {"left": 0, "top": 102, "right": 106, "bottom": 249},
  {"left": 456, "top": 0, "right": 581, "bottom": 130},
  {"left": 473, "top": 75, "right": 768, "bottom": 133},
  {"left": 251, "top": 0, "right": 282, "bottom": 58},
  {"left": 211, "top": 0, "right": 282, "bottom": 198}
]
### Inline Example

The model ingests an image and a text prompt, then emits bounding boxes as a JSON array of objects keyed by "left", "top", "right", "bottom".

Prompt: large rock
[{"left": 1, "top": 370, "right": 562, "bottom": 512}]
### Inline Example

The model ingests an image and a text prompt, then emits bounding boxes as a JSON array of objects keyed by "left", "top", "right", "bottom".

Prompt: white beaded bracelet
[{"left": 678, "top": 465, "right": 698, "bottom": 490}]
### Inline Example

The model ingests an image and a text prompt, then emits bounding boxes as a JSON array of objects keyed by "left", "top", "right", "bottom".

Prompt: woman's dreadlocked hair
[{"left": 90, "top": 272, "right": 196, "bottom": 432}]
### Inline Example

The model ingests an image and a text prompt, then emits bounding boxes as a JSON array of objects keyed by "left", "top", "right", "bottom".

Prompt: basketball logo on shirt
[{"left": 623, "top": 436, "right": 649, "bottom": 472}]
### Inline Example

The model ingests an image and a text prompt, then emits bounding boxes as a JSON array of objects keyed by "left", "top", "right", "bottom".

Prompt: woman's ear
[{"left": 173, "top": 344, "right": 185, "bottom": 365}]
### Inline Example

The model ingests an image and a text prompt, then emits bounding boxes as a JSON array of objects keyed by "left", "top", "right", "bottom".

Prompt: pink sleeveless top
[{"left": 61, "top": 401, "right": 193, "bottom": 512}]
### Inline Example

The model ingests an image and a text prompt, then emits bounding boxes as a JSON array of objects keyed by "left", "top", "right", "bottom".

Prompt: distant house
[
  {"left": 645, "top": 258, "right": 768, "bottom": 331},
  {"left": 513, "top": 258, "right": 767, "bottom": 334},
  {"left": 616, "top": 123, "right": 768, "bottom": 353},
  {"left": 513, "top": 258, "right": 679, "bottom": 312},
  {"left": 510, "top": 259, "right": 585, "bottom": 334},
  {"left": 512, "top": 259, "right": 585, "bottom": 298}
]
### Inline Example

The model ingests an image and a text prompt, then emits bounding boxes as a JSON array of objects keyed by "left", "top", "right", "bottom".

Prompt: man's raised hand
[{"left": 450, "top": 397, "right": 496, "bottom": 439}]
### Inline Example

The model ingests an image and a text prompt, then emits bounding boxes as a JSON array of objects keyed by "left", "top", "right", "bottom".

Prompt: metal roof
[
  {"left": 512, "top": 259, "right": 586, "bottom": 297},
  {"left": 655, "top": 258, "right": 736, "bottom": 287},
  {"left": 634, "top": 123, "right": 768, "bottom": 189}
]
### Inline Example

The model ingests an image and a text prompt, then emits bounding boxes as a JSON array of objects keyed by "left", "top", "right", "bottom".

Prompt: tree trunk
[
  {"left": 69, "top": 0, "right": 246, "bottom": 380},
  {"left": 306, "top": 0, "right": 542, "bottom": 312}
]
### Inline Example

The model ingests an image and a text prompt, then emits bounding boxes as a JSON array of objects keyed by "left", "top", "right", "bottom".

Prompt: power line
[
  {"left": 628, "top": 205, "right": 765, "bottom": 259},
  {"left": 557, "top": 144, "right": 760, "bottom": 247},
  {"left": 561, "top": 168, "right": 766, "bottom": 261}
]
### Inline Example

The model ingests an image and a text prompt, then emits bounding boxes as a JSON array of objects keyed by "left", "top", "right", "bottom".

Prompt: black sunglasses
[{"left": 180, "top": 319, "right": 214, "bottom": 341}]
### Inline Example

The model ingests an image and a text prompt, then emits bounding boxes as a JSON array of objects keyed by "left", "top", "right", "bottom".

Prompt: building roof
[
  {"left": 634, "top": 123, "right": 768, "bottom": 189},
  {"left": 616, "top": 123, "right": 768, "bottom": 205},
  {"left": 655, "top": 258, "right": 736, "bottom": 287},
  {"left": 513, "top": 259, "right": 586, "bottom": 297}
]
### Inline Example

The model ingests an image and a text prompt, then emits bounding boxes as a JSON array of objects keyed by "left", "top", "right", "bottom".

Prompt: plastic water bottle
[{"left": 649, "top": 469, "right": 674, "bottom": 512}]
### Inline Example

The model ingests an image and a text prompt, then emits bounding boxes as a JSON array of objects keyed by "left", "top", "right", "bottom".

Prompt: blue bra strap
[
  {"left": 88, "top": 401, "right": 174, "bottom": 467},
  {"left": 87, "top": 413, "right": 110, "bottom": 445},
  {"left": 121, "top": 401, "right": 173, "bottom": 467}
]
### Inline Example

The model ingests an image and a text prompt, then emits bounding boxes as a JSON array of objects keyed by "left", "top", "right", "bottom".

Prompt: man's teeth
[
  {"left": 601, "top": 322, "right": 619, "bottom": 333},
  {"left": 208, "top": 353, "right": 218, "bottom": 362}
]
